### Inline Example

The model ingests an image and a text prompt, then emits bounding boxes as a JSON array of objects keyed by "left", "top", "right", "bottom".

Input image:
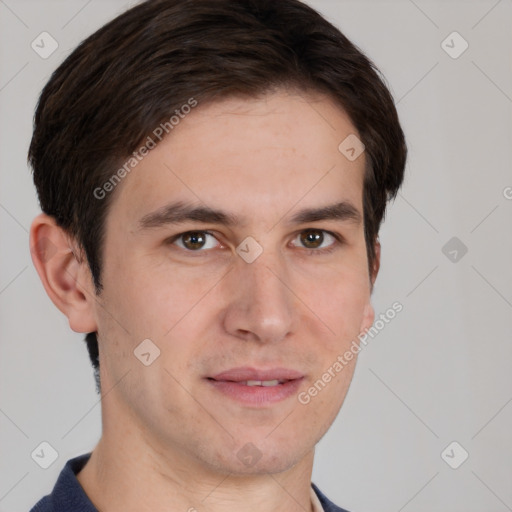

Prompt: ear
[
  {"left": 370, "top": 238, "right": 381, "bottom": 288},
  {"left": 29, "top": 213, "right": 98, "bottom": 333},
  {"left": 360, "top": 238, "right": 381, "bottom": 334},
  {"left": 359, "top": 301, "right": 375, "bottom": 336}
]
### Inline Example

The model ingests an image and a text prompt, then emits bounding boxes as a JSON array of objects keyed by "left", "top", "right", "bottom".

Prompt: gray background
[{"left": 1, "top": 0, "right": 511, "bottom": 510}]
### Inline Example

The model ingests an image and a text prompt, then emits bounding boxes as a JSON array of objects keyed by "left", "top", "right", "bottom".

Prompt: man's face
[{"left": 93, "top": 89, "right": 376, "bottom": 475}]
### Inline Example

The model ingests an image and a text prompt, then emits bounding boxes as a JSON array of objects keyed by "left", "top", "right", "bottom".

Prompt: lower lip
[{"left": 207, "top": 378, "right": 304, "bottom": 406}]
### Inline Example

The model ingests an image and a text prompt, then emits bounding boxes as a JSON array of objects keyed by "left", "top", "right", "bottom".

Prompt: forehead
[{"left": 108, "top": 89, "right": 366, "bottom": 227}]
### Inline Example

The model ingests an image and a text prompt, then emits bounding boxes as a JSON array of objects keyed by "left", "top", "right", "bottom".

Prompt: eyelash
[{"left": 166, "top": 229, "right": 343, "bottom": 256}]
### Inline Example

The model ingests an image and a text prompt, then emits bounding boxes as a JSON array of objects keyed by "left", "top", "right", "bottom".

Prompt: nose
[{"left": 221, "top": 246, "right": 296, "bottom": 344}]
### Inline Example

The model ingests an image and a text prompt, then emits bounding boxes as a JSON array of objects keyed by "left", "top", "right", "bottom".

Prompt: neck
[{"left": 77, "top": 414, "right": 315, "bottom": 512}]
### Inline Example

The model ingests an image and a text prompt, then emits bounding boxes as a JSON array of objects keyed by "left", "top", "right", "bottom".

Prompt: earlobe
[
  {"left": 360, "top": 301, "right": 375, "bottom": 335},
  {"left": 29, "top": 213, "right": 98, "bottom": 333}
]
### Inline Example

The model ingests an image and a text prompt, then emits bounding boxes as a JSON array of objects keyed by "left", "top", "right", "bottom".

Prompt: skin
[{"left": 30, "top": 88, "right": 380, "bottom": 512}]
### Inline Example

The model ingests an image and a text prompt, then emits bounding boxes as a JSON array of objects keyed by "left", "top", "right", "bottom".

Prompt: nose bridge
[{"left": 223, "top": 242, "right": 295, "bottom": 343}]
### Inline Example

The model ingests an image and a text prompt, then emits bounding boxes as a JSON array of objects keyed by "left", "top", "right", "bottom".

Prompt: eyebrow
[{"left": 137, "top": 199, "right": 362, "bottom": 230}]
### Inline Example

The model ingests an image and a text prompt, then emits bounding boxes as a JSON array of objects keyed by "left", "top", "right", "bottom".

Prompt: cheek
[
  {"left": 305, "top": 266, "right": 370, "bottom": 339},
  {"left": 102, "top": 256, "right": 192, "bottom": 338}
]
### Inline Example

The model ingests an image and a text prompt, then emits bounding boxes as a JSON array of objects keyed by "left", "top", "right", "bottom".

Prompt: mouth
[
  {"left": 220, "top": 379, "right": 289, "bottom": 387},
  {"left": 206, "top": 367, "right": 304, "bottom": 406}
]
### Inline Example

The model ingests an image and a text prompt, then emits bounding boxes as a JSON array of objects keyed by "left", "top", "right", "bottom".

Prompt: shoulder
[
  {"left": 29, "top": 496, "right": 52, "bottom": 512},
  {"left": 312, "top": 482, "right": 352, "bottom": 512}
]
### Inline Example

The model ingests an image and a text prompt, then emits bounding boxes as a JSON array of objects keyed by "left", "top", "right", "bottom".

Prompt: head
[{"left": 29, "top": 0, "right": 406, "bottom": 476}]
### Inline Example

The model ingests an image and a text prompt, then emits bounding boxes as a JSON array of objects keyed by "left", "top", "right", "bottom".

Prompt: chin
[{"left": 217, "top": 436, "right": 313, "bottom": 476}]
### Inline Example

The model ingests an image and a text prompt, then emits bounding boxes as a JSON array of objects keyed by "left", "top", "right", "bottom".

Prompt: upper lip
[{"left": 209, "top": 367, "right": 304, "bottom": 382}]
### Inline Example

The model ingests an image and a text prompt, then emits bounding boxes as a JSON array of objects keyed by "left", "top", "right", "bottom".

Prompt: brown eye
[
  {"left": 291, "top": 229, "right": 340, "bottom": 254},
  {"left": 182, "top": 231, "right": 206, "bottom": 250},
  {"left": 300, "top": 229, "right": 324, "bottom": 249},
  {"left": 173, "top": 231, "right": 218, "bottom": 251}
]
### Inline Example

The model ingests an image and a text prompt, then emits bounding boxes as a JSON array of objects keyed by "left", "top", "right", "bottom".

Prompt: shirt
[{"left": 30, "top": 453, "right": 350, "bottom": 512}]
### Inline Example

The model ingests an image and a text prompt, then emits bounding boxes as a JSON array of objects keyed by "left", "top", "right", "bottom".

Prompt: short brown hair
[{"left": 28, "top": 0, "right": 407, "bottom": 391}]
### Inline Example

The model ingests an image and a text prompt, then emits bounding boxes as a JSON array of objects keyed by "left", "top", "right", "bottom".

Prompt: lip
[
  {"left": 206, "top": 366, "right": 304, "bottom": 406},
  {"left": 210, "top": 366, "right": 304, "bottom": 382}
]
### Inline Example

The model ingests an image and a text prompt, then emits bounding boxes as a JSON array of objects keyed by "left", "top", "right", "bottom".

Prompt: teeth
[{"left": 245, "top": 379, "right": 281, "bottom": 387}]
